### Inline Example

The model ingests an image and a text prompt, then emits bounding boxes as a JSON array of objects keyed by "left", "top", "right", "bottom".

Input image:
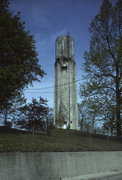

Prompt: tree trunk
[
  {"left": 4, "top": 109, "right": 8, "bottom": 126},
  {"left": 116, "top": 92, "right": 121, "bottom": 136},
  {"left": 115, "top": 65, "right": 121, "bottom": 137}
]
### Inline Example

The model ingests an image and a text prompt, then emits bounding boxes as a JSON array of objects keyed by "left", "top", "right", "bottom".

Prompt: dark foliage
[{"left": 0, "top": 0, "right": 45, "bottom": 113}]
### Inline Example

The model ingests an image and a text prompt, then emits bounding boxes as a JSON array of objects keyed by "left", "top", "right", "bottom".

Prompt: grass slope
[{"left": 0, "top": 126, "right": 122, "bottom": 152}]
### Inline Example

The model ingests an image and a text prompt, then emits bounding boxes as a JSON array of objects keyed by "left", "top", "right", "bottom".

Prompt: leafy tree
[
  {"left": 78, "top": 102, "right": 91, "bottom": 132},
  {"left": 78, "top": 103, "right": 87, "bottom": 131},
  {"left": 78, "top": 94, "right": 104, "bottom": 133},
  {"left": 1, "top": 93, "right": 26, "bottom": 126},
  {"left": 80, "top": 84, "right": 117, "bottom": 135},
  {"left": 81, "top": 0, "right": 122, "bottom": 136},
  {"left": 0, "top": 0, "right": 45, "bottom": 115},
  {"left": 15, "top": 97, "right": 48, "bottom": 131},
  {"left": 46, "top": 108, "right": 54, "bottom": 136}
]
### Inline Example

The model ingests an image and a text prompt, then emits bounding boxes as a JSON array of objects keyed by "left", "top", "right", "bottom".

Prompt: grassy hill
[{"left": 0, "top": 126, "right": 122, "bottom": 152}]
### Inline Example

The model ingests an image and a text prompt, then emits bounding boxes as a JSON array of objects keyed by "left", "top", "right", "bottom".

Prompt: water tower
[{"left": 54, "top": 35, "right": 78, "bottom": 129}]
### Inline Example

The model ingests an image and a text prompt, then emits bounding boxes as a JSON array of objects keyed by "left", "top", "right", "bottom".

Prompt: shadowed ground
[{"left": 0, "top": 126, "right": 122, "bottom": 152}]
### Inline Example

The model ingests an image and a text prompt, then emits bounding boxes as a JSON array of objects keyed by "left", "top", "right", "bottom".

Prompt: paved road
[{"left": 99, "top": 174, "right": 122, "bottom": 180}]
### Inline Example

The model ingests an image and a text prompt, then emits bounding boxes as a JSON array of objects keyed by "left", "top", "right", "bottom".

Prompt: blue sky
[{"left": 10, "top": 0, "right": 117, "bottom": 107}]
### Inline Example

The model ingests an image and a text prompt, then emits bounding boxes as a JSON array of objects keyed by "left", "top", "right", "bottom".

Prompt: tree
[
  {"left": 15, "top": 97, "right": 48, "bottom": 131},
  {"left": 81, "top": 0, "right": 122, "bottom": 136},
  {"left": 46, "top": 108, "right": 54, "bottom": 136},
  {"left": 0, "top": 0, "right": 45, "bottom": 115},
  {"left": 80, "top": 83, "right": 117, "bottom": 135},
  {"left": 0, "top": 93, "right": 26, "bottom": 126},
  {"left": 78, "top": 102, "right": 90, "bottom": 132},
  {"left": 78, "top": 93, "right": 104, "bottom": 133}
]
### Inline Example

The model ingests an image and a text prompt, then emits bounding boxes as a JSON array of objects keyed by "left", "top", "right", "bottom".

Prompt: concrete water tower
[{"left": 54, "top": 35, "right": 78, "bottom": 129}]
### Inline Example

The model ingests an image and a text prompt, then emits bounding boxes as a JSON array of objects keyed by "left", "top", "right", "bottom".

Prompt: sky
[{"left": 10, "top": 0, "right": 117, "bottom": 107}]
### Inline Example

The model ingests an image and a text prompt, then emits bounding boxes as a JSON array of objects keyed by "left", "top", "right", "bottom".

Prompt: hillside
[{"left": 0, "top": 126, "right": 122, "bottom": 152}]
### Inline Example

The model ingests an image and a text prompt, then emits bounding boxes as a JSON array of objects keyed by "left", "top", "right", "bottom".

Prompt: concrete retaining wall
[{"left": 0, "top": 152, "right": 122, "bottom": 180}]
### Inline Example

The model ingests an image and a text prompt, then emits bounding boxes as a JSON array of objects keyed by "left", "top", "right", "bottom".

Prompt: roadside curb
[{"left": 61, "top": 170, "right": 122, "bottom": 180}]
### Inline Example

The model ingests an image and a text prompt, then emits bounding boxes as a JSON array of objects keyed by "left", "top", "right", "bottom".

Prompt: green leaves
[
  {"left": 15, "top": 97, "right": 50, "bottom": 131},
  {"left": 0, "top": 0, "right": 45, "bottom": 111},
  {"left": 81, "top": 0, "right": 122, "bottom": 136}
]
